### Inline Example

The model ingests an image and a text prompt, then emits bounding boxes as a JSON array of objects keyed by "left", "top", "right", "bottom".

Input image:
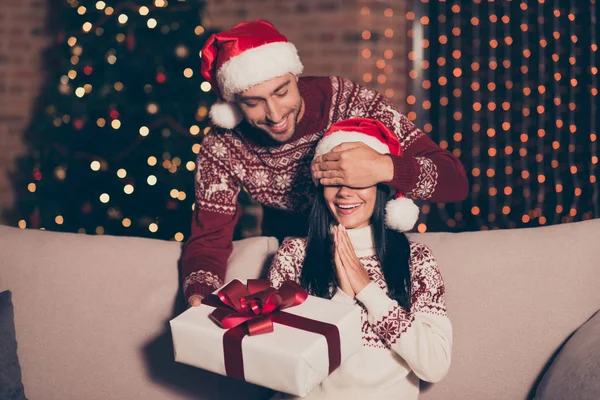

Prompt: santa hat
[
  {"left": 314, "top": 118, "right": 420, "bottom": 232},
  {"left": 200, "top": 20, "right": 304, "bottom": 129}
]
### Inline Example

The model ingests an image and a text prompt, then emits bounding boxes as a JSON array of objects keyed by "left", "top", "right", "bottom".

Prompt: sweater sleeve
[
  {"left": 180, "top": 133, "right": 241, "bottom": 303},
  {"left": 340, "top": 78, "right": 468, "bottom": 203},
  {"left": 331, "top": 288, "right": 357, "bottom": 305},
  {"left": 355, "top": 243, "right": 452, "bottom": 383},
  {"left": 267, "top": 238, "right": 307, "bottom": 289}
]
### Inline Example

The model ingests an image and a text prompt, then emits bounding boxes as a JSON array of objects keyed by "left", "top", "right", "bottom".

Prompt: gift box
[{"left": 170, "top": 279, "right": 362, "bottom": 397}]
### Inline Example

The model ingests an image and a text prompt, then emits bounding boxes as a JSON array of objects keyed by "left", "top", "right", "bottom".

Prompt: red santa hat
[
  {"left": 314, "top": 118, "right": 420, "bottom": 232},
  {"left": 200, "top": 20, "right": 304, "bottom": 129}
]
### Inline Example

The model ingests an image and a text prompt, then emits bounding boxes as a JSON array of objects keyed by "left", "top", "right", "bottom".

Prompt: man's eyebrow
[
  {"left": 272, "top": 80, "right": 291, "bottom": 94},
  {"left": 238, "top": 80, "right": 291, "bottom": 102},
  {"left": 238, "top": 95, "right": 263, "bottom": 101}
]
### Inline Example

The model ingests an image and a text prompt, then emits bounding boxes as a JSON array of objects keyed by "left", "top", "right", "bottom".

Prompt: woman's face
[{"left": 323, "top": 185, "right": 377, "bottom": 229}]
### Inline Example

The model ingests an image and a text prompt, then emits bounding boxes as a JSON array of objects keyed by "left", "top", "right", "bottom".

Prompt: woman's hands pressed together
[{"left": 333, "top": 225, "right": 371, "bottom": 298}]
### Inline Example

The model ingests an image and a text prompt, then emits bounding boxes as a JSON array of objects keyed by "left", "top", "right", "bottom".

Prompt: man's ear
[{"left": 294, "top": 73, "right": 299, "bottom": 83}]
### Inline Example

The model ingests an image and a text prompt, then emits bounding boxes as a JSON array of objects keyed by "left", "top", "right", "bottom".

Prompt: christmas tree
[{"left": 7, "top": 0, "right": 256, "bottom": 242}]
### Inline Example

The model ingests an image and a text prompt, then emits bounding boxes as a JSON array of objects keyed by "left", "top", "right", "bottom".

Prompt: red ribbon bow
[
  {"left": 207, "top": 279, "right": 308, "bottom": 336},
  {"left": 203, "top": 279, "right": 341, "bottom": 382}
]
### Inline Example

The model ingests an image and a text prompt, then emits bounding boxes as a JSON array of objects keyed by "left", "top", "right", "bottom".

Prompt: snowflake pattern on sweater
[
  {"left": 183, "top": 270, "right": 223, "bottom": 295},
  {"left": 194, "top": 126, "right": 320, "bottom": 216},
  {"left": 193, "top": 77, "right": 440, "bottom": 219},
  {"left": 182, "top": 75, "right": 467, "bottom": 302},
  {"left": 267, "top": 238, "right": 447, "bottom": 349}
]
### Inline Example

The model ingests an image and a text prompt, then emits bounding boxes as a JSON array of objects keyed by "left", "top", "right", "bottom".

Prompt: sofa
[{"left": 1, "top": 218, "right": 599, "bottom": 400}]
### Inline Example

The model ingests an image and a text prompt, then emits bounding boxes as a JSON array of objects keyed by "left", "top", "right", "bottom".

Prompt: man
[{"left": 182, "top": 20, "right": 468, "bottom": 306}]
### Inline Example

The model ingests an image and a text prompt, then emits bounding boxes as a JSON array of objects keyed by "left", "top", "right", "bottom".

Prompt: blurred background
[{"left": 0, "top": 0, "right": 597, "bottom": 243}]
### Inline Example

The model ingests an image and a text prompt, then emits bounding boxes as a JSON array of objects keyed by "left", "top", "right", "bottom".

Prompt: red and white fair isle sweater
[
  {"left": 267, "top": 225, "right": 452, "bottom": 400},
  {"left": 181, "top": 76, "right": 468, "bottom": 302}
]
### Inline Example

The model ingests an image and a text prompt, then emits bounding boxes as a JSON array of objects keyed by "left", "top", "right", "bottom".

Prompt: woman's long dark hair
[{"left": 300, "top": 185, "right": 412, "bottom": 311}]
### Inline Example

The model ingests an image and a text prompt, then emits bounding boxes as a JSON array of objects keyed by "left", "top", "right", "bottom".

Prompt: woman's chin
[{"left": 336, "top": 215, "right": 369, "bottom": 229}]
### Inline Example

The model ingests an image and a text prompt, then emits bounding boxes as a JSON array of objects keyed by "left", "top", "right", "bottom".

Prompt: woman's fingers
[
  {"left": 333, "top": 228, "right": 345, "bottom": 271},
  {"left": 335, "top": 251, "right": 348, "bottom": 285},
  {"left": 337, "top": 226, "right": 358, "bottom": 268},
  {"left": 338, "top": 241, "right": 357, "bottom": 276},
  {"left": 334, "top": 243, "right": 343, "bottom": 270},
  {"left": 336, "top": 225, "right": 371, "bottom": 294}
]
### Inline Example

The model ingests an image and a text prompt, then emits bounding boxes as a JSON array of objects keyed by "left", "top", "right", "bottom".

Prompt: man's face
[{"left": 236, "top": 74, "right": 304, "bottom": 143}]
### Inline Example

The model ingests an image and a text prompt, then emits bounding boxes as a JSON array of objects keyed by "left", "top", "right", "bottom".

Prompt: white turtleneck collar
[{"left": 333, "top": 224, "right": 376, "bottom": 258}]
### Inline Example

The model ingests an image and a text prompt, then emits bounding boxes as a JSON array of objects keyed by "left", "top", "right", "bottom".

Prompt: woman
[{"left": 268, "top": 118, "right": 452, "bottom": 400}]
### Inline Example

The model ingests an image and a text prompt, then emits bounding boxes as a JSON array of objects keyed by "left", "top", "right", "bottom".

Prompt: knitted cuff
[
  {"left": 331, "top": 287, "right": 357, "bottom": 305},
  {"left": 184, "top": 282, "right": 217, "bottom": 305},
  {"left": 355, "top": 282, "right": 397, "bottom": 319},
  {"left": 388, "top": 154, "right": 419, "bottom": 194}
]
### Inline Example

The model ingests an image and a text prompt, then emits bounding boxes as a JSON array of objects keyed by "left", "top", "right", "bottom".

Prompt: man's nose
[{"left": 265, "top": 100, "right": 283, "bottom": 122}]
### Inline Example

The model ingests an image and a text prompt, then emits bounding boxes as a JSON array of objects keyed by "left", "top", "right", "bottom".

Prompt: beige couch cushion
[
  {"left": 2, "top": 218, "right": 600, "bottom": 400},
  {"left": 413, "top": 219, "right": 600, "bottom": 400},
  {"left": 0, "top": 225, "right": 278, "bottom": 400}
]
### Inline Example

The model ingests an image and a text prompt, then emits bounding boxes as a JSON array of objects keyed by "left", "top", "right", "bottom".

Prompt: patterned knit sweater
[
  {"left": 267, "top": 226, "right": 452, "bottom": 400},
  {"left": 181, "top": 76, "right": 468, "bottom": 302}
]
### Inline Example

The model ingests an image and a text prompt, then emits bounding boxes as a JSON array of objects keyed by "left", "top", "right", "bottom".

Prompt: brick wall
[
  {"left": 0, "top": 0, "right": 409, "bottom": 224},
  {"left": 202, "top": 0, "right": 409, "bottom": 105},
  {"left": 0, "top": 0, "right": 48, "bottom": 223},
  {"left": 202, "top": 0, "right": 410, "bottom": 235}
]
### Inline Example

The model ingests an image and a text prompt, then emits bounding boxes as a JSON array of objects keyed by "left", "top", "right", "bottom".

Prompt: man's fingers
[
  {"left": 330, "top": 142, "right": 360, "bottom": 153},
  {"left": 312, "top": 160, "right": 340, "bottom": 172},
  {"left": 313, "top": 170, "right": 344, "bottom": 179},
  {"left": 319, "top": 177, "right": 346, "bottom": 186},
  {"left": 320, "top": 151, "right": 343, "bottom": 162},
  {"left": 189, "top": 295, "right": 203, "bottom": 307}
]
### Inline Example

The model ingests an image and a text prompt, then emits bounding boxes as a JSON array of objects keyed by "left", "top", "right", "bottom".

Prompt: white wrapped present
[{"left": 170, "top": 279, "right": 361, "bottom": 397}]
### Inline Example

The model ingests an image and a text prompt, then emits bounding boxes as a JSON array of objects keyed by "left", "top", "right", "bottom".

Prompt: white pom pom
[
  {"left": 209, "top": 100, "right": 243, "bottom": 129},
  {"left": 385, "top": 196, "right": 420, "bottom": 232}
]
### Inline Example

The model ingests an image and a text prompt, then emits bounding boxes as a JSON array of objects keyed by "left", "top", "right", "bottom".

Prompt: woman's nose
[{"left": 337, "top": 186, "right": 354, "bottom": 197}]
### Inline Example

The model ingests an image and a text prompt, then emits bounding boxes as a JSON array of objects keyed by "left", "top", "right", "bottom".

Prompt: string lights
[
  {"left": 405, "top": 0, "right": 598, "bottom": 231},
  {"left": 470, "top": 1, "right": 484, "bottom": 230},
  {"left": 591, "top": 1, "right": 599, "bottom": 218},
  {"left": 434, "top": 2, "right": 453, "bottom": 229},
  {"left": 10, "top": 0, "right": 599, "bottom": 238},
  {"left": 533, "top": 0, "right": 547, "bottom": 226},
  {"left": 485, "top": 1, "right": 499, "bottom": 229},
  {"left": 566, "top": 2, "right": 581, "bottom": 224},
  {"left": 360, "top": 2, "right": 408, "bottom": 104},
  {"left": 501, "top": 0, "right": 514, "bottom": 227}
]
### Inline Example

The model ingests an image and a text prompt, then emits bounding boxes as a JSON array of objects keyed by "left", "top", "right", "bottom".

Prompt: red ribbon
[
  {"left": 207, "top": 279, "right": 308, "bottom": 335},
  {"left": 203, "top": 279, "right": 342, "bottom": 381}
]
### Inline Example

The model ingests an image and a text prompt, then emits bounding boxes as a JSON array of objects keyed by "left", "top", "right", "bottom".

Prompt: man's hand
[
  {"left": 335, "top": 225, "right": 371, "bottom": 295},
  {"left": 188, "top": 294, "right": 204, "bottom": 308},
  {"left": 311, "top": 142, "right": 394, "bottom": 188}
]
